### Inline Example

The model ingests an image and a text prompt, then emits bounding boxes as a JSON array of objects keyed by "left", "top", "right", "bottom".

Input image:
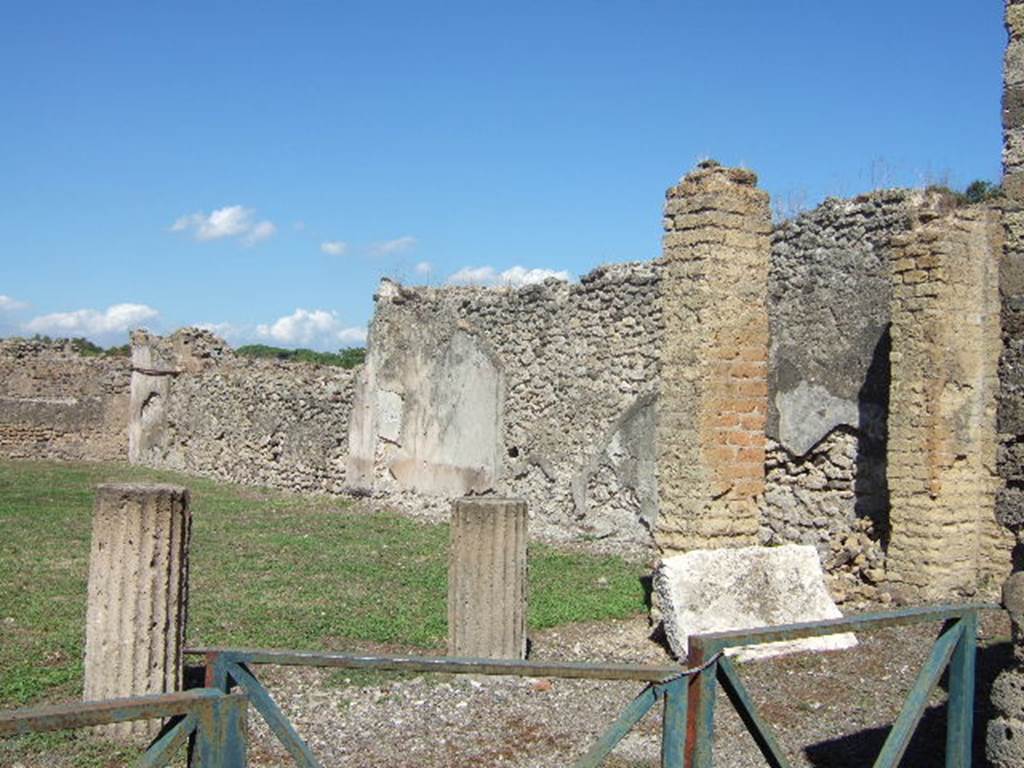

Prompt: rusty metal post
[{"left": 684, "top": 638, "right": 718, "bottom": 768}]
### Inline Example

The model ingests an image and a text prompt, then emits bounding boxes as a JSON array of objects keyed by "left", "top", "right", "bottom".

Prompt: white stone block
[{"left": 654, "top": 544, "right": 857, "bottom": 662}]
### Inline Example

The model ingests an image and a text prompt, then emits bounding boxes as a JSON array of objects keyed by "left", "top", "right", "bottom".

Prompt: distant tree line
[
  {"left": 16, "top": 335, "right": 366, "bottom": 368},
  {"left": 22, "top": 335, "right": 131, "bottom": 357},
  {"left": 235, "top": 344, "right": 366, "bottom": 368},
  {"left": 927, "top": 179, "right": 1004, "bottom": 207}
]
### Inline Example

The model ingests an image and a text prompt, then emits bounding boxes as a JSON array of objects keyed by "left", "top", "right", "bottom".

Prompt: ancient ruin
[
  {"left": 83, "top": 483, "right": 191, "bottom": 741},
  {"left": 1, "top": 3, "right": 1023, "bottom": 614}
]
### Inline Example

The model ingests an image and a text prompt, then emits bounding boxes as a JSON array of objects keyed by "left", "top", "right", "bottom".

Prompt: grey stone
[
  {"left": 775, "top": 381, "right": 858, "bottom": 456},
  {"left": 653, "top": 544, "right": 857, "bottom": 662},
  {"left": 448, "top": 497, "right": 527, "bottom": 659},
  {"left": 83, "top": 483, "right": 191, "bottom": 743}
]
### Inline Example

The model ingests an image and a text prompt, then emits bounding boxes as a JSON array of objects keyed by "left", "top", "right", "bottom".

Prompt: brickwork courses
[
  {"left": 886, "top": 207, "right": 1012, "bottom": 599},
  {"left": 654, "top": 161, "right": 771, "bottom": 555}
]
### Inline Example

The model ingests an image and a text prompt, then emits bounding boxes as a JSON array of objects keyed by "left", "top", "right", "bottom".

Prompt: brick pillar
[
  {"left": 886, "top": 209, "right": 1010, "bottom": 600},
  {"left": 447, "top": 497, "right": 527, "bottom": 659},
  {"left": 654, "top": 161, "right": 771, "bottom": 555},
  {"left": 83, "top": 483, "right": 191, "bottom": 741}
]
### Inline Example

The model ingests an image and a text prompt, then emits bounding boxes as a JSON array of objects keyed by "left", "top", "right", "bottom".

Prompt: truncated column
[
  {"left": 655, "top": 161, "right": 772, "bottom": 555},
  {"left": 447, "top": 497, "right": 527, "bottom": 659},
  {"left": 83, "top": 483, "right": 191, "bottom": 741},
  {"left": 886, "top": 209, "right": 1010, "bottom": 599}
]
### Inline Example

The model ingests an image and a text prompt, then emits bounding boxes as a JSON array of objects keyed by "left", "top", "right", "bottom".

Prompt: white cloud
[
  {"left": 243, "top": 220, "right": 276, "bottom": 246},
  {"left": 256, "top": 308, "right": 366, "bottom": 349},
  {"left": 447, "top": 265, "right": 571, "bottom": 287},
  {"left": 370, "top": 235, "right": 416, "bottom": 255},
  {"left": 320, "top": 240, "right": 348, "bottom": 256},
  {"left": 194, "top": 321, "right": 240, "bottom": 340},
  {"left": 24, "top": 303, "right": 158, "bottom": 336},
  {"left": 171, "top": 205, "right": 276, "bottom": 245},
  {"left": 414, "top": 261, "right": 432, "bottom": 276},
  {"left": 0, "top": 295, "right": 28, "bottom": 312}
]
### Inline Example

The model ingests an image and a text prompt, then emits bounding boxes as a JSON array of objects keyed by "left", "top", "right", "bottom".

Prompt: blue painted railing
[
  {"left": 681, "top": 603, "right": 991, "bottom": 768},
  {"left": 0, "top": 688, "right": 248, "bottom": 767},
  {"left": 1, "top": 603, "right": 992, "bottom": 767},
  {"left": 190, "top": 603, "right": 994, "bottom": 767}
]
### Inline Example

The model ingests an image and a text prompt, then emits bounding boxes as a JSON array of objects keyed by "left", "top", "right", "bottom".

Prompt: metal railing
[
  {"left": 0, "top": 602, "right": 995, "bottom": 767},
  {"left": 0, "top": 688, "right": 248, "bottom": 767},
  {"left": 682, "top": 603, "right": 993, "bottom": 768},
  {"left": 189, "top": 603, "right": 994, "bottom": 768}
]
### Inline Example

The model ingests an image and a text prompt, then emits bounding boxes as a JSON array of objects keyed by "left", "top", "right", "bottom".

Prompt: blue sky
[{"left": 0, "top": 1, "right": 1005, "bottom": 349}]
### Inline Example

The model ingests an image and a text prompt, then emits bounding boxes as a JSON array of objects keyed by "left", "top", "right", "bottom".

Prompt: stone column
[
  {"left": 885, "top": 209, "right": 1010, "bottom": 600},
  {"left": 83, "top": 483, "right": 191, "bottom": 741},
  {"left": 654, "top": 161, "right": 771, "bottom": 555},
  {"left": 127, "top": 330, "right": 174, "bottom": 465},
  {"left": 447, "top": 497, "right": 527, "bottom": 659}
]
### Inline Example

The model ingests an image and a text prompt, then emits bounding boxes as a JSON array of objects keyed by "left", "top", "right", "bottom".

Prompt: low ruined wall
[
  {"left": 348, "top": 262, "right": 663, "bottom": 548},
  {"left": 0, "top": 339, "right": 129, "bottom": 460},
  {"left": 129, "top": 329, "right": 357, "bottom": 493}
]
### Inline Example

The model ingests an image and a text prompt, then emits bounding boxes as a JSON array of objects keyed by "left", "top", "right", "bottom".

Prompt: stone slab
[{"left": 654, "top": 544, "right": 857, "bottom": 662}]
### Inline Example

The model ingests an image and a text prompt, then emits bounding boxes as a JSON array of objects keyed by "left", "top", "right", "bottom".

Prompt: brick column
[
  {"left": 654, "top": 161, "right": 771, "bottom": 555},
  {"left": 886, "top": 209, "right": 1010, "bottom": 599},
  {"left": 83, "top": 483, "right": 191, "bottom": 741},
  {"left": 447, "top": 497, "right": 527, "bottom": 659}
]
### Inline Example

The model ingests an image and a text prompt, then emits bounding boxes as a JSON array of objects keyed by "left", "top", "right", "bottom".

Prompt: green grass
[{"left": 0, "top": 458, "right": 647, "bottom": 713}]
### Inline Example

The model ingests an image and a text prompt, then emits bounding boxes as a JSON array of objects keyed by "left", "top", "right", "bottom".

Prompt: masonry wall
[
  {"left": 999, "top": 0, "right": 1024, "bottom": 541},
  {"left": 761, "top": 191, "right": 923, "bottom": 598},
  {"left": 886, "top": 207, "right": 1011, "bottom": 599},
  {"left": 0, "top": 338, "right": 129, "bottom": 460},
  {"left": 347, "top": 262, "right": 664, "bottom": 549},
  {"left": 129, "top": 329, "right": 358, "bottom": 493},
  {"left": 654, "top": 162, "right": 770, "bottom": 555}
]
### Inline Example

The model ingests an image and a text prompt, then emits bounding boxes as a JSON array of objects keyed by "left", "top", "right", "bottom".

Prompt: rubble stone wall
[
  {"left": 999, "top": 0, "right": 1024, "bottom": 542},
  {"left": 129, "top": 329, "right": 358, "bottom": 494},
  {"left": 0, "top": 338, "right": 129, "bottom": 460},
  {"left": 347, "top": 262, "right": 664, "bottom": 549}
]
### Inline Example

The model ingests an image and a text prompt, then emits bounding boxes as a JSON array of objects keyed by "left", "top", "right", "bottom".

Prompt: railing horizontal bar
[
  {"left": 692, "top": 603, "right": 995, "bottom": 653},
  {"left": 0, "top": 689, "right": 243, "bottom": 737},
  {"left": 185, "top": 648, "right": 684, "bottom": 682}
]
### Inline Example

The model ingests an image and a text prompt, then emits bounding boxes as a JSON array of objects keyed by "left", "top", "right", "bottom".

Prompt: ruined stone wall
[
  {"left": 347, "top": 262, "right": 663, "bottom": 549},
  {"left": 886, "top": 207, "right": 1011, "bottom": 599},
  {"left": 760, "top": 191, "right": 924, "bottom": 598},
  {"left": 129, "top": 329, "right": 357, "bottom": 493},
  {"left": 999, "top": 0, "right": 1024, "bottom": 543},
  {"left": 0, "top": 338, "right": 129, "bottom": 460}
]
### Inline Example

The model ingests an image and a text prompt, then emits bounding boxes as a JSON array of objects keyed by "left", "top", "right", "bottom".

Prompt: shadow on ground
[{"left": 803, "top": 640, "right": 1013, "bottom": 767}]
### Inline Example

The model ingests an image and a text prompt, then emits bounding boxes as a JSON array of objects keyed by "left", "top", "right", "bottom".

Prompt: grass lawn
[{"left": 0, "top": 459, "right": 648, "bottom": 765}]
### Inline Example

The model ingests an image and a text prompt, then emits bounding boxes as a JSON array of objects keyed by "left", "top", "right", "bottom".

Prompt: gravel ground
[{"left": 231, "top": 609, "right": 1012, "bottom": 768}]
